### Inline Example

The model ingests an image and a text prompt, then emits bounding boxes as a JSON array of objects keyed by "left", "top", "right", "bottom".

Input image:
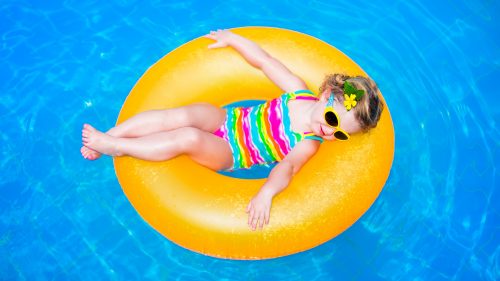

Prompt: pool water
[{"left": 1, "top": 1, "right": 498, "bottom": 280}]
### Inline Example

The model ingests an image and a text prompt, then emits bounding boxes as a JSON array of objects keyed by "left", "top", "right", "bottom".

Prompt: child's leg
[
  {"left": 81, "top": 103, "right": 226, "bottom": 160},
  {"left": 82, "top": 125, "right": 233, "bottom": 171},
  {"left": 106, "top": 103, "right": 226, "bottom": 138}
]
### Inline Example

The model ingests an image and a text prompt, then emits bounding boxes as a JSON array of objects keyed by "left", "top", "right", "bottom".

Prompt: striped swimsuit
[{"left": 213, "top": 89, "right": 324, "bottom": 171}]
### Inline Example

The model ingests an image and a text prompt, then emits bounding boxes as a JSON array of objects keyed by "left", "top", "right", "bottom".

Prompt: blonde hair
[{"left": 319, "top": 74, "right": 384, "bottom": 133}]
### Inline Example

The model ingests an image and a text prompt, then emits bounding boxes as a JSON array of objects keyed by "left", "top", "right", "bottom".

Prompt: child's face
[{"left": 311, "top": 89, "right": 362, "bottom": 141}]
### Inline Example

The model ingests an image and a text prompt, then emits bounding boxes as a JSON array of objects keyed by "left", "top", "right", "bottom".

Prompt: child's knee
[
  {"left": 176, "top": 127, "right": 204, "bottom": 152},
  {"left": 160, "top": 107, "right": 191, "bottom": 129}
]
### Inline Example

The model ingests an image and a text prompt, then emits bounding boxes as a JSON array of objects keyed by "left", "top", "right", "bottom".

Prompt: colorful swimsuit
[{"left": 213, "top": 89, "right": 324, "bottom": 171}]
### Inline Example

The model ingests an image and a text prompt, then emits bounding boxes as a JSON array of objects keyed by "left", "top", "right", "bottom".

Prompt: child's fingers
[
  {"left": 253, "top": 212, "right": 262, "bottom": 229},
  {"left": 251, "top": 211, "right": 261, "bottom": 230},
  {"left": 209, "top": 41, "right": 229, "bottom": 49},
  {"left": 253, "top": 215, "right": 259, "bottom": 230},
  {"left": 248, "top": 209, "right": 254, "bottom": 226},
  {"left": 259, "top": 214, "right": 265, "bottom": 229},
  {"left": 207, "top": 43, "right": 218, "bottom": 49},
  {"left": 265, "top": 210, "right": 270, "bottom": 225}
]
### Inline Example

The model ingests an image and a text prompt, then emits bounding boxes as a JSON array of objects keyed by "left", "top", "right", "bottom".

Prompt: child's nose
[{"left": 323, "top": 125, "right": 335, "bottom": 136}]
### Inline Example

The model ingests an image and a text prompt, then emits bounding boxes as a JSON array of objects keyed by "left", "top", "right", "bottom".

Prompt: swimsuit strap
[
  {"left": 285, "top": 89, "right": 324, "bottom": 143},
  {"left": 302, "top": 132, "right": 324, "bottom": 143},
  {"left": 288, "top": 89, "right": 319, "bottom": 101}
]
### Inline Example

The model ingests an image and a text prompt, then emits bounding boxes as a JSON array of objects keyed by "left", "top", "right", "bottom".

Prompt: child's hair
[{"left": 319, "top": 74, "right": 384, "bottom": 133}]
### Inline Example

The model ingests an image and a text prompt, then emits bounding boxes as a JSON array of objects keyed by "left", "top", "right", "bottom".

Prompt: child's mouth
[{"left": 320, "top": 125, "right": 325, "bottom": 135}]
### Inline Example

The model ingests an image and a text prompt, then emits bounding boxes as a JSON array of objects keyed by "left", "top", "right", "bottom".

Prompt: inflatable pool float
[{"left": 113, "top": 26, "right": 394, "bottom": 260}]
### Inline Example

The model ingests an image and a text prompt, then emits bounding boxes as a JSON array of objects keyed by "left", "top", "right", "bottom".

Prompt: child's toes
[
  {"left": 81, "top": 145, "right": 101, "bottom": 160},
  {"left": 82, "top": 124, "right": 93, "bottom": 134},
  {"left": 84, "top": 124, "right": 96, "bottom": 132},
  {"left": 81, "top": 146, "right": 88, "bottom": 158}
]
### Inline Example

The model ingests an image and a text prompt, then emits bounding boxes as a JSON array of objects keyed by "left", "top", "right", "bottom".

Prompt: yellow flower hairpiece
[
  {"left": 344, "top": 94, "right": 357, "bottom": 110},
  {"left": 343, "top": 81, "right": 365, "bottom": 111}
]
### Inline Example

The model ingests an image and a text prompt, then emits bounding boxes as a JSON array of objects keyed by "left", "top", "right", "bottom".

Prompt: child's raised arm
[
  {"left": 245, "top": 139, "right": 320, "bottom": 230},
  {"left": 204, "top": 29, "right": 308, "bottom": 93}
]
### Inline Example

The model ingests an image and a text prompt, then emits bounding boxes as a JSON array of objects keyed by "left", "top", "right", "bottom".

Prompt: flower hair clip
[{"left": 343, "top": 81, "right": 365, "bottom": 111}]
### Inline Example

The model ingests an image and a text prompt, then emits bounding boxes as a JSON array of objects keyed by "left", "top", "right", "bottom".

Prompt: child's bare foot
[
  {"left": 80, "top": 146, "right": 102, "bottom": 160},
  {"left": 82, "top": 124, "right": 122, "bottom": 157}
]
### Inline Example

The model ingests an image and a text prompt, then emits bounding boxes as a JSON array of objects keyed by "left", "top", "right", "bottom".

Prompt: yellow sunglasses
[{"left": 324, "top": 94, "right": 350, "bottom": 141}]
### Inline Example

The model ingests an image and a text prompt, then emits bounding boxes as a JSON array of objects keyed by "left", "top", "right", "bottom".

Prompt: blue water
[{"left": 1, "top": 0, "right": 498, "bottom": 280}]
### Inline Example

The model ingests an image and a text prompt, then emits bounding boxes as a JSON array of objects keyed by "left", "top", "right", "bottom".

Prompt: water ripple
[{"left": 0, "top": 0, "right": 498, "bottom": 280}]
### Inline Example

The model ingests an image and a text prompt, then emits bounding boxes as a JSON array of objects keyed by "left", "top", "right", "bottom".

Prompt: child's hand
[
  {"left": 245, "top": 190, "right": 273, "bottom": 231},
  {"left": 203, "top": 29, "right": 234, "bottom": 49}
]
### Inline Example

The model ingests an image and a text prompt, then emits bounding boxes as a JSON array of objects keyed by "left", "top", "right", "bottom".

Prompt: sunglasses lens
[
  {"left": 325, "top": 111, "right": 338, "bottom": 127},
  {"left": 334, "top": 131, "right": 349, "bottom": 140}
]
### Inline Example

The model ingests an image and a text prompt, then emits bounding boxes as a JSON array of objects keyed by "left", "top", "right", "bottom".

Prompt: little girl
[{"left": 81, "top": 29, "right": 384, "bottom": 231}]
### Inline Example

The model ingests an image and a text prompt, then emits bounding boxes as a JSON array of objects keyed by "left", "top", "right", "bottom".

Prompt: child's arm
[
  {"left": 245, "top": 140, "right": 320, "bottom": 230},
  {"left": 204, "top": 29, "right": 308, "bottom": 93}
]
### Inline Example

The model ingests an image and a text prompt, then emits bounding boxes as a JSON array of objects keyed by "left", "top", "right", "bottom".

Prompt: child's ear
[{"left": 319, "top": 88, "right": 332, "bottom": 102}]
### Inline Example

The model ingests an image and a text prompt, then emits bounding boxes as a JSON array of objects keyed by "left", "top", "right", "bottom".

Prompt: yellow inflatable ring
[{"left": 114, "top": 26, "right": 394, "bottom": 260}]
